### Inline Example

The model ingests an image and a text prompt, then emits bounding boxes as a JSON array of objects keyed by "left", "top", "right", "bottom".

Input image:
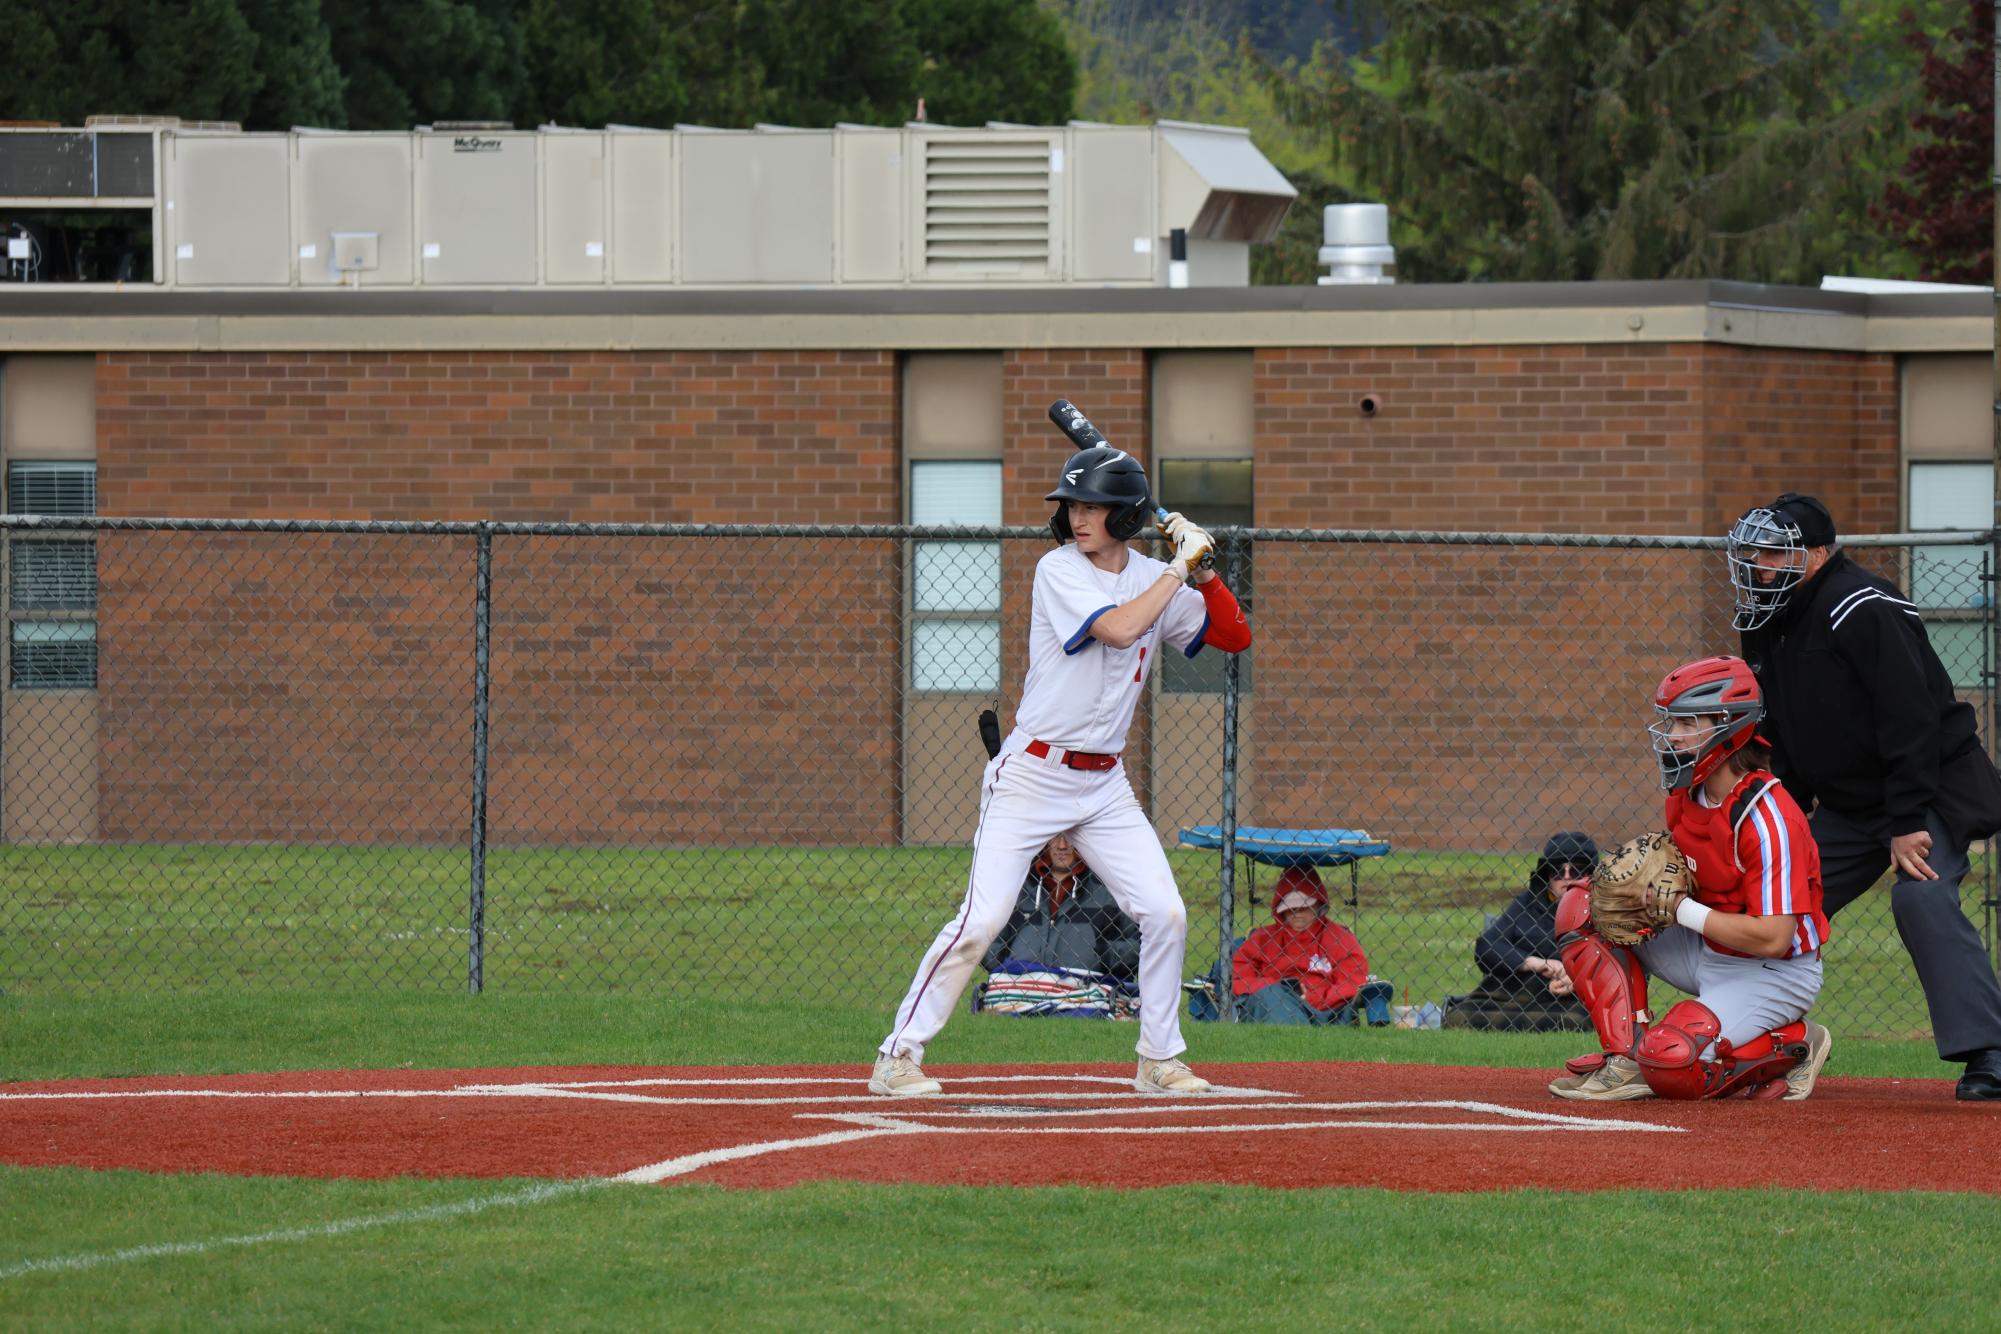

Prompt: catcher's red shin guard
[
  {"left": 1637, "top": 1003, "right": 1808, "bottom": 1100},
  {"left": 1554, "top": 886, "right": 1650, "bottom": 1056}
]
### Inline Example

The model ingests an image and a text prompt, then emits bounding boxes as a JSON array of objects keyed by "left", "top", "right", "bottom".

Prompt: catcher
[{"left": 1550, "top": 655, "right": 1833, "bottom": 1101}]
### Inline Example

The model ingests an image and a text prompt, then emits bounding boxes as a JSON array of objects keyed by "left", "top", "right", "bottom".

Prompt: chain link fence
[{"left": 1, "top": 515, "right": 1994, "bottom": 1040}]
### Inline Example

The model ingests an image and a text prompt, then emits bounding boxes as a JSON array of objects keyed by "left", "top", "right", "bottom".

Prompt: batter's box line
[
  {"left": 800, "top": 1101, "right": 1684, "bottom": 1135},
  {"left": 507, "top": 1074, "right": 1255, "bottom": 1091},
  {"left": 448, "top": 1077, "right": 1294, "bottom": 1106},
  {"left": 0, "top": 1084, "right": 1294, "bottom": 1110}
]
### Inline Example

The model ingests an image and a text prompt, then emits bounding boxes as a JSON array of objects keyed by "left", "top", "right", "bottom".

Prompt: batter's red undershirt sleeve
[{"left": 1197, "top": 577, "right": 1251, "bottom": 652}]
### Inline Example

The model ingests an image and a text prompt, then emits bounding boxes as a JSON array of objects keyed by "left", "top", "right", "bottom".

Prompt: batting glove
[{"left": 1168, "top": 522, "right": 1214, "bottom": 582}]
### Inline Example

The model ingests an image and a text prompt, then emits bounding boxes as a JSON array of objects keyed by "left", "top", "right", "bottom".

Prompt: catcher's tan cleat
[
  {"left": 1546, "top": 1053, "right": 1606, "bottom": 1095},
  {"left": 1782, "top": 1022, "right": 1833, "bottom": 1101},
  {"left": 869, "top": 1051, "right": 941, "bottom": 1097},
  {"left": 1135, "top": 1057, "right": 1212, "bottom": 1095},
  {"left": 1549, "top": 1054, "right": 1654, "bottom": 1101}
]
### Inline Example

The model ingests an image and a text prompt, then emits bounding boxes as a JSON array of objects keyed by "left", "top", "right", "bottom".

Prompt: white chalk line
[
  {"left": 0, "top": 1076, "right": 1677, "bottom": 1281},
  {"left": 522, "top": 1075, "right": 1166, "bottom": 1089},
  {"left": 0, "top": 1179, "right": 606, "bottom": 1282},
  {"left": 807, "top": 1114, "right": 1679, "bottom": 1136},
  {"left": 0, "top": 1122, "right": 935, "bottom": 1282},
  {"left": 0, "top": 1088, "right": 562, "bottom": 1103},
  {"left": 796, "top": 1104, "right": 1672, "bottom": 1136},
  {"left": 0, "top": 1122, "right": 950, "bottom": 1281},
  {"left": 801, "top": 1099, "right": 1681, "bottom": 1133},
  {"left": 2, "top": 1082, "right": 1291, "bottom": 1108},
  {"left": 614, "top": 1123, "right": 927, "bottom": 1184}
]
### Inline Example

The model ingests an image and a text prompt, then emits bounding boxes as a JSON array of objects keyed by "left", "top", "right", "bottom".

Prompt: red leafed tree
[{"left": 1873, "top": 1, "right": 1995, "bottom": 283}]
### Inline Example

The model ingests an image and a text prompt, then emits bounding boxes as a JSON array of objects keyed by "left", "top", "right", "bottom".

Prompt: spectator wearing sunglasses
[{"left": 1442, "top": 831, "right": 1597, "bottom": 1033}]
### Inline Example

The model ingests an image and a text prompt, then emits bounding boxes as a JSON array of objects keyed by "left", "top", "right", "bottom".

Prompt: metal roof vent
[
  {"left": 922, "top": 134, "right": 1052, "bottom": 273},
  {"left": 1318, "top": 202, "right": 1395, "bottom": 285}
]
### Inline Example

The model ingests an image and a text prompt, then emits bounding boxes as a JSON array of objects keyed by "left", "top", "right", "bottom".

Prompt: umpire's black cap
[{"left": 1764, "top": 493, "right": 1837, "bottom": 547}]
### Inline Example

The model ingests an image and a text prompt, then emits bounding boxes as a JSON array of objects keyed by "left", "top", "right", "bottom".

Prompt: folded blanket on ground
[{"left": 971, "top": 961, "right": 1138, "bottom": 1019}]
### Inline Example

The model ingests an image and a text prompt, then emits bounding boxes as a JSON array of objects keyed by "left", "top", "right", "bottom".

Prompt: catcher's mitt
[{"left": 1589, "top": 831, "right": 1691, "bottom": 946}]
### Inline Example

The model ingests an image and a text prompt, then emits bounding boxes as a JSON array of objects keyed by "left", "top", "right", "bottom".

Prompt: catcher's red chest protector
[{"left": 1665, "top": 771, "right": 1828, "bottom": 958}]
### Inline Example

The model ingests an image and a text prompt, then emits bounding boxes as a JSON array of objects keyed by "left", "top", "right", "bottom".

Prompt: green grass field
[
  {"left": 0, "top": 843, "right": 1972, "bottom": 1039},
  {"left": 0, "top": 992, "right": 1993, "bottom": 1328},
  {"left": 4, "top": 843, "right": 1995, "bottom": 1328}
]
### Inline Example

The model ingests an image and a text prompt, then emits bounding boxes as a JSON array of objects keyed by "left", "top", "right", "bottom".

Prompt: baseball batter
[
  {"left": 871, "top": 442, "right": 1251, "bottom": 1097},
  {"left": 1551, "top": 655, "right": 1834, "bottom": 1101}
]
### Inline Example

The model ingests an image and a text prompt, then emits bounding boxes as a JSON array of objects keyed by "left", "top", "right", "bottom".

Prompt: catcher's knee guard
[
  {"left": 1555, "top": 886, "right": 1650, "bottom": 1056},
  {"left": 1637, "top": 1003, "right": 1808, "bottom": 1100}
]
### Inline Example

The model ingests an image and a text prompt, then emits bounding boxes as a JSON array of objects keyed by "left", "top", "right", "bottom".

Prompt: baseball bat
[{"left": 1046, "top": 399, "right": 1211, "bottom": 565}]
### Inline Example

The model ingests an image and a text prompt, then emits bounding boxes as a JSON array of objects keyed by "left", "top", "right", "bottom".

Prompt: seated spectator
[
  {"left": 1230, "top": 866, "right": 1370, "bottom": 1025},
  {"left": 1441, "top": 831, "right": 1597, "bottom": 1033},
  {"left": 980, "top": 833, "right": 1140, "bottom": 983}
]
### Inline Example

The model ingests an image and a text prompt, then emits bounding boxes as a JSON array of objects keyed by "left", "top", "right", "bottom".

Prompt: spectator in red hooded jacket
[{"left": 1230, "top": 866, "right": 1370, "bottom": 1025}]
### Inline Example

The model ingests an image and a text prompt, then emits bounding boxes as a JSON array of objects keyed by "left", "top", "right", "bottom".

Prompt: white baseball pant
[{"left": 880, "top": 744, "right": 1191, "bottom": 1064}]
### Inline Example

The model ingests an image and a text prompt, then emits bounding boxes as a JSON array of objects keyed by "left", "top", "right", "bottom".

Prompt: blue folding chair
[{"left": 1177, "top": 824, "right": 1392, "bottom": 915}]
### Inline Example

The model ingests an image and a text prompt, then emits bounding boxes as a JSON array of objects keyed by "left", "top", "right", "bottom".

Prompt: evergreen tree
[
  {"left": 324, "top": 0, "right": 522, "bottom": 130},
  {"left": 905, "top": 0, "right": 1076, "bottom": 126},
  {"left": 740, "top": 0, "right": 920, "bottom": 125},
  {"left": 237, "top": 0, "right": 347, "bottom": 128},
  {"left": 522, "top": 0, "right": 1070, "bottom": 130},
  {"left": 518, "top": 0, "right": 741, "bottom": 129},
  {"left": 1261, "top": 0, "right": 1914, "bottom": 282},
  {"left": 0, "top": 0, "right": 263, "bottom": 124},
  {"left": 1871, "top": 0, "right": 1994, "bottom": 283}
]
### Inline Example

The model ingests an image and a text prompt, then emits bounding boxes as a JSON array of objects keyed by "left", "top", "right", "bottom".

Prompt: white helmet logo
[{"left": 1064, "top": 468, "right": 1082, "bottom": 484}]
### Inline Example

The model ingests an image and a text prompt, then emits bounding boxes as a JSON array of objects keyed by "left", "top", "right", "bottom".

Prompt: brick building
[{"left": 0, "top": 281, "right": 1990, "bottom": 849}]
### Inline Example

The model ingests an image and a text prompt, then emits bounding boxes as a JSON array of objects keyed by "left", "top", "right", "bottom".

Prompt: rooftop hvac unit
[
  {"left": 167, "top": 134, "right": 290, "bottom": 285},
  {"left": 0, "top": 120, "right": 1297, "bottom": 289},
  {"left": 0, "top": 130, "right": 154, "bottom": 198},
  {"left": 0, "top": 127, "right": 159, "bottom": 283},
  {"left": 296, "top": 134, "right": 414, "bottom": 286},
  {"left": 541, "top": 128, "right": 606, "bottom": 285},
  {"left": 678, "top": 128, "right": 835, "bottom": 284},
  {"left": 920, "top": 133, "right": 1055, "bottom": 277},
  {"left": 416, "top": 129, "right": 537, "bottom": 285}
]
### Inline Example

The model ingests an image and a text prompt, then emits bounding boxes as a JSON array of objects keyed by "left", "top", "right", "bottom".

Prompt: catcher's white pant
[{"left": 881, "top": 744, "right": 1190, "bottom": 1065}]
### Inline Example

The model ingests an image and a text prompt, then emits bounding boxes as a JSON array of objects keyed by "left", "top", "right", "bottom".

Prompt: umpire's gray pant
[{"left": 1813, "top": 805, "right": 2001, "bottom": 1060}]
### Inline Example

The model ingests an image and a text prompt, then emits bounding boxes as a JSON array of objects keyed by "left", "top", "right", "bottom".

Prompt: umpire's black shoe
[{"left": 1955, "top": 1049, "right": 2001, "bottom": 1101}]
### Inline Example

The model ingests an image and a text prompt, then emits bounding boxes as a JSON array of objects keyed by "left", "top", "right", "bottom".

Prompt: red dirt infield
[{"left": 1, "top": 1061, "right": 1994, "bottom": 1194}]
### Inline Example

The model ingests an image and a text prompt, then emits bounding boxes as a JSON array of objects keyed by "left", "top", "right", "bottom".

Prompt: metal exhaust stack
[{"left": 1318, "top": 203, "right": 1396, "bottom": 285}]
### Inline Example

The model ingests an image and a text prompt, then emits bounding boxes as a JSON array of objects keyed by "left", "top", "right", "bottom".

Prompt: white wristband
[{"left": 1675, "top": 898, "right": 1712, "bottom": 936}]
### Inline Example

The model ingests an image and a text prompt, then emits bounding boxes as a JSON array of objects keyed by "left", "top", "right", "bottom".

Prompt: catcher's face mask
[
  {"left": 1649, "top": 656, "right": 1764, "bottom": 791},
  {"left": 1726, "top": 507, "right": 1809, "bottom": 630}
]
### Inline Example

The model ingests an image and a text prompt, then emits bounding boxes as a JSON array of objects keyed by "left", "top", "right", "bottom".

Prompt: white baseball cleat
[
  {"left": 1549, "top": 1054, "right": 1654, "bottom": 1101},
  {"left": 1135, "top": 1056, "right": 1212, "bottom": 1095},
  {"left": 869, "top": 1051, "right": 941, "bottom": 1097},
  {"left": 1782, "top": 1023, "right": 1833, "bottom": 1101}
]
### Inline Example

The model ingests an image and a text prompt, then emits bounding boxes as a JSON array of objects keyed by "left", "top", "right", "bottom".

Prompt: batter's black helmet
[{"left": 1046, "top": 446, "right": 1152, "bottom": 542}]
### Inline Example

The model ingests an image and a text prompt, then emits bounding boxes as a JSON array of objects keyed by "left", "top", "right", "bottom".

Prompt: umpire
[{"left": 1731, "top": 492, "right": 2001, "bottom": 1099}]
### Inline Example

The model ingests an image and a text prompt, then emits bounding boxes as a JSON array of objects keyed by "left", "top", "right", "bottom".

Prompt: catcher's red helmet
[{"left": 1648, "top": 655, "right": 1764, "bottom": 791}]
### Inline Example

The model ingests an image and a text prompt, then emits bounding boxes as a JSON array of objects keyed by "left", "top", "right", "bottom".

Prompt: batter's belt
[{"left": 1024, "top": 739, "right": 1120, "bottom": 771}]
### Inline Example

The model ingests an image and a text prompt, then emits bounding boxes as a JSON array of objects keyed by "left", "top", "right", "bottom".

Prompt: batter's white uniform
[{"left": 882, "top": 543, "right": 1217, "bottom": 1063}]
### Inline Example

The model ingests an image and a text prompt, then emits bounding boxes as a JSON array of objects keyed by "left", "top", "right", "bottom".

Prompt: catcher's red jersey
[{"left": 1665, "top": 771, "right": 1829, "bottom": 958}]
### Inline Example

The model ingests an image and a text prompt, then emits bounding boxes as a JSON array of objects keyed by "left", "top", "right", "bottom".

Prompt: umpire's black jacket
[{"left": 1741, "top": 550, "right": 2001, "bottom": 843}]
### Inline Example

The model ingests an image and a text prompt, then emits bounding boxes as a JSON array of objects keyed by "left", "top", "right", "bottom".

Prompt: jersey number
[{"left": 1135, "top": 646, "right": 1145, "bottom": 683}]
